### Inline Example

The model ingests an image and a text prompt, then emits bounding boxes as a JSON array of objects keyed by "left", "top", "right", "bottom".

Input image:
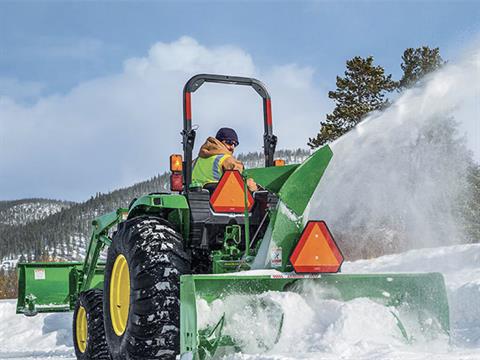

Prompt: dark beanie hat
[{"left": 215, "top": 127, "right": 239, "bottom": 145}]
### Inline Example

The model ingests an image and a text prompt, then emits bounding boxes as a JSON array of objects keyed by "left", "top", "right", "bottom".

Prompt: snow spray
[
  {"left": 308, "top": 49, "right": 480, "bottom": 258},
  {"left": 196, "top": 285, "right": 449, "bottom": 358}
]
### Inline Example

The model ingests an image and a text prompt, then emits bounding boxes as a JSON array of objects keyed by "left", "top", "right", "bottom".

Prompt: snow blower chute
[{"left": 17, "top": 74, "right": 450, "bottom": 360}]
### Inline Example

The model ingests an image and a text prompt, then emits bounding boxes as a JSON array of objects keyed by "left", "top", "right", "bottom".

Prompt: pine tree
[
  {"left": 308, "top": 56, "right": 396, "bottom": 148},
  {"left": 398, "top": 46, "right": 444, "bottom": 89}
]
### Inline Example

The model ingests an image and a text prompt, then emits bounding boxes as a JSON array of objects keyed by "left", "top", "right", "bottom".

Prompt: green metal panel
[
  {"left": 244, "top": 164, "right": 299, "bottom": 194},
  {"left": 181, "top": 276, "right": 198, "bottom": 356},
  {"left": 90, "top": 270, "right": 105, "bottom": 290},
  {"left": 243, "top": 145, "right": 332, "bottom": 209},
  {"left": 278, "top": 145, "right": 332, "bottom": 217},
  {"left": 180, "top": 272, "right": 450, "bottom": 359},
  {"left": 248, "top": 145, "right": 333, "bottom": 272},
  {"left": 91, "top": 210, "right": 125, "bottom": 235},
  {"left": 129, "top": 193, "right": 189, "bottom": 211},
  {"left": 16, "top": 262, "right": 84, "bottom": 315},
  {"left": 269, "top": 208, "right": 302, "bottom": 271}
]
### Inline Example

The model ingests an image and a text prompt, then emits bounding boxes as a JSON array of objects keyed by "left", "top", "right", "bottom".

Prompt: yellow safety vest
[{"left": 192, "top": 154, "right": 231, "bottom": 186}]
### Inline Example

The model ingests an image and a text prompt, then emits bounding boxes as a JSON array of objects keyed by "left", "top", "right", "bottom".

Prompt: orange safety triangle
[
  {"left": 210, "top": 170, "right": 254, "bottom": 213},
  {"left": 290, "top": 221, "right": 344, "bottom": 273}
]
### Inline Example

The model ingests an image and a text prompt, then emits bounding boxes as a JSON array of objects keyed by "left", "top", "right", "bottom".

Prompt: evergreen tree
[
  {"left": 309, "top": 56, "right": 396, "bottom": 148},
  {"left": 398, "top": 46, "right": 444, "bottom": 89}
]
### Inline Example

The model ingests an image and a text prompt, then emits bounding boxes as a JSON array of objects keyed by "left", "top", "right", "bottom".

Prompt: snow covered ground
[
  {"left": 1, "top": 243, "right": 479, "bottom": 360},
  {"left": 0, "top": 300, "right": 73, "bottom": 360}
]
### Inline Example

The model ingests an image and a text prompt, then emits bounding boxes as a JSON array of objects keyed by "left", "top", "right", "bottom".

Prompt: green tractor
[{"left": 17, "top": 74, "right": 450, "bottom": 360}]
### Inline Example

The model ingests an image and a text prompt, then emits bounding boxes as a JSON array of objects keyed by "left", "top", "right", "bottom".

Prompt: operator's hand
[{"left": 247, "top": 178, "right": 258, "bottom": 192}]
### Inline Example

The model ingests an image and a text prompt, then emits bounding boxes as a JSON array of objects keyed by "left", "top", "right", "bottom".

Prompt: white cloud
[
  {"left": 126, "top": 37, "right": 256, "bottom": 75},
  {"left": 0, "top": 36, "right": 329, "bottom": 201}
]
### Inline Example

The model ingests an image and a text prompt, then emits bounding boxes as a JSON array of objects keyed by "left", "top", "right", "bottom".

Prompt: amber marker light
[{"left": 170, "top": 154, "right": 183, "bottom": 172}]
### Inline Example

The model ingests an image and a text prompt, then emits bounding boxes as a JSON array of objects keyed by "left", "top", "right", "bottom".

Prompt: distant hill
[
  {"left": 0, "top": 173, "right": 170, "bottom": 265},
  {"left": 0, "top": 199, "right": 73, "bottom": 226},
  {"left": 0, "top": 149, "right": 310, "bottom": 266}
]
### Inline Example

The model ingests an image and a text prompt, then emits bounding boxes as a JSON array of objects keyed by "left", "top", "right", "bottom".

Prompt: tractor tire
[
  {"left": 73, "top": 289, "right": 111, "bottom": 360},
  {"left": 103, "top": 216, "right": 191, "bottom": 360}
]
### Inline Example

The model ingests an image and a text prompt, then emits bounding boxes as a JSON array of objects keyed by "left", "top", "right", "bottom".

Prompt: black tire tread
[
  {"left": 104, "top": 216, "right": 190, "bottom": 360},
  {"left": 73, "top": 288, "right": 111, "bottom": 360}
]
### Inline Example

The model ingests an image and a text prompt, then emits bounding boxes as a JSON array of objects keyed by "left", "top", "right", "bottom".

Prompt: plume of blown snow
[{"left": 309, "top": 49, "right": 480, "bottom": 258}]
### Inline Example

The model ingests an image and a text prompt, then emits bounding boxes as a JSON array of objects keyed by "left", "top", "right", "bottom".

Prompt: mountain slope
[
  {"left": 0, "top": 199, "right": 73, "bottom": 226},
  {"left": 0, "top": 173, "right": 170, "bottom": 263}
]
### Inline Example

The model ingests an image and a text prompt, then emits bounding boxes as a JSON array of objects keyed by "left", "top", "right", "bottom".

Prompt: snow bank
[{"left": 0, "top": 300, "right": 74, "bottom": 359}]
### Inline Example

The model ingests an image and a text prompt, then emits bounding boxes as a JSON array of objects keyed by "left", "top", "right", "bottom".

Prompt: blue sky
[
  {"left": 0, "top": 1, "right": 479, "bottom": 201},
  {"left": 1, "top": 1, "right": 478, "bottom": 97}
]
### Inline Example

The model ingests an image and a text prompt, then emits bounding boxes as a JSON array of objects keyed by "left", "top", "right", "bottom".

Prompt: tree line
[{"left": 308, "top": 46, "right": 444, "bottom": 147}]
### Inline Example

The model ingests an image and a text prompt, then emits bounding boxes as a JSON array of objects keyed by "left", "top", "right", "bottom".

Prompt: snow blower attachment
[
  {"left": 17, "top": 74, "right": 450, "bottom": 360},
  {"left": 179, "top": 147, "right": 450, "bottom": 359}
]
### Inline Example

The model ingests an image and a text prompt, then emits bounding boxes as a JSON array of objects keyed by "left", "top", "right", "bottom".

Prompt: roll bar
[{"left": 182, "top": 74, "right": 278, "bottom": 189}]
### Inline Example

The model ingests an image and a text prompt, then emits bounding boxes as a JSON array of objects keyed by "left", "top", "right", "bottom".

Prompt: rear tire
[
  {"left": 73, "top": 289, "right": 111, "bottom": 360},
  {"left": 104, "top": 216, "right": 191, "bottom": 360}
]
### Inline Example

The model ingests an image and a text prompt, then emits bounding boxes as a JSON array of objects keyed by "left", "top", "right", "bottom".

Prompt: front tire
[
  {"left": 73, "top": 289, "right": 111, "bottom": 360},
  {"left": 104, "top": 216, "right": 191, "bottom": 360}
]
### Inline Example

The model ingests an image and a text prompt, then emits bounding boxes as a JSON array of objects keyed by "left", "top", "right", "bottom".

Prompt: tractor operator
[{"left": 192, "top": 127, "right": 258, "bottom": 191}]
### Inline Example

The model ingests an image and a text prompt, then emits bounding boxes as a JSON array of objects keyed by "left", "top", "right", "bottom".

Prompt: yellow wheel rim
[
  {"left": 110, "top": 254, "right": 130, "bottom": 336},
  {"left": 76, "top": 306, "right": 88, "bottom": 353}
]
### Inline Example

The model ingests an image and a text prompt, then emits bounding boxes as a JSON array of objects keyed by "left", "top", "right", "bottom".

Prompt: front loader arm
[{"left": 79, "top": 208, "right": 128, "bottom": 292}]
